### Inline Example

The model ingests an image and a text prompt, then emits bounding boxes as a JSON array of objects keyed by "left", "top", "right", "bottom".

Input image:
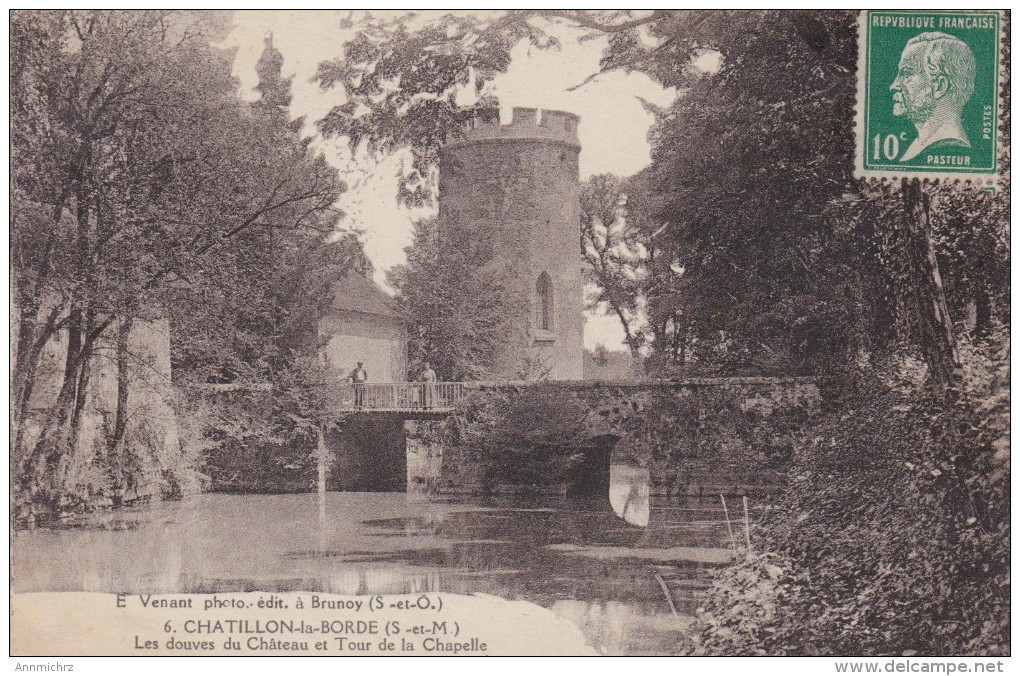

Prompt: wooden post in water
[
  {"left": 317, "top": 425, "right": 328, "bottom": 523},
  {"left": 720, "top": 494, "right": 737, "bottom": 552}
]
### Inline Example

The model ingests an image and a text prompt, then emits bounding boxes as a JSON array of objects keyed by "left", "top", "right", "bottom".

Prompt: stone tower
[{"left": 438, "top": 107, "right": 584, "bottom": 380}]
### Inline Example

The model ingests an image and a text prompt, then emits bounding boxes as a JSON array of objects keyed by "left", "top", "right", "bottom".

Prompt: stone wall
[
  {"left": 405, "top": 420, "right": 444, "bottom": 494},
  {"left": 414, "top": 377, "right": 825, "bottom": 497}
]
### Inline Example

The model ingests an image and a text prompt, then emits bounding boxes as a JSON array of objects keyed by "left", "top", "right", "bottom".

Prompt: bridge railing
[{"left": 337, "top": 382, "right": 467, "bottom": 412}]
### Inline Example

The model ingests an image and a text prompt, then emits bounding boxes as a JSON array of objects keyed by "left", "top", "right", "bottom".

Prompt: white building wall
[{"left": 319, "top": 312, "right": 407, "bottom": 383}]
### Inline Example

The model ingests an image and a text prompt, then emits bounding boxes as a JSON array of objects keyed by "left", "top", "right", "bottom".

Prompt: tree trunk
[
  {"left": 901, "top": 179, "right": 960, "bottom": 394},
  {"left": 67, "top": 309, "right": 96, "bottom": 438},
  {"left": 63, "top": 306, "right": 82, "bottom": 402},
  {"left": 107, "top": 315, "right": 134, "bottom": 500},
  {"left": 11, "top": 307, "right": 64, "bottom": 473},
  {"left": 974, "top": 284, "right": 992, "bottom": 340},
  {"left": 20, "top": 360, "right": 82, "bottom": 505}
]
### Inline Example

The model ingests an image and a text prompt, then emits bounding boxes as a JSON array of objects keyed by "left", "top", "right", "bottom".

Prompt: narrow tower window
[{"left": 536, "top": 272, "right": 553, "bottom": 331}]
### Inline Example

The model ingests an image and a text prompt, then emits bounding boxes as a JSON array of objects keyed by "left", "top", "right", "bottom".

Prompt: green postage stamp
[{"left": 856, "top": 10, "right": 1003, "bottom": 183}]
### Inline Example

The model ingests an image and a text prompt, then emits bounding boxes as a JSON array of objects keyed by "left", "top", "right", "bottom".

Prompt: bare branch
[{"left": 535, "top": 10, "right": 669, "bottom": 34}]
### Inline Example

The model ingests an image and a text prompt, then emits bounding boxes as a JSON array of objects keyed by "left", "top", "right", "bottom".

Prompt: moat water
[{"left": 13, "top": 466, "right": 737, "bottom": 655}]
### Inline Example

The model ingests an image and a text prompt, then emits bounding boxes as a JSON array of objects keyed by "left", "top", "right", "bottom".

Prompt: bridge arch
[{"left": 567, "top": 433, "right": 619, "bottom": 497}]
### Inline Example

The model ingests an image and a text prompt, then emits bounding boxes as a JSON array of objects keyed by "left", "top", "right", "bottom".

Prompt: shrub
[
  {"left": 687, "top": 334, "right": 1009, "bottom": 655},
  {"left": 451, "top": 386, "right": 589, "bottom": 489}
]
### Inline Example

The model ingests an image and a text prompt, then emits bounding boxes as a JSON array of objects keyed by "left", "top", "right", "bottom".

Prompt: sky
[{"left": 224, "top": 10, "right": 679, "bottom": 351}]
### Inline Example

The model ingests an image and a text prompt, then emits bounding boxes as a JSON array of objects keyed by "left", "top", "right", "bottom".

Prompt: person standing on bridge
[
  {"left": 349, "top": 362, "right": 368, "bottom": 408},
  {"left": 422, "top": 362, "right": 437, "bottom": 409}
]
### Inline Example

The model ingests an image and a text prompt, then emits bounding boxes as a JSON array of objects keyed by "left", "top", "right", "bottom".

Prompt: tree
[
  {"left": 387, "top": 217, "right": 520, "bottom": 381},
  {"left": 11, "top": 11, "right": 347, "bottom": 511},
  {"left": 600, "top": 10, "right": 1009, "bottom": 655},
  {"left": 165, "top": 33, "right": 369, "bottom": 496},
  {"left": 314, "top": 11, "right": 549, "bottom": 206},
  {"left": 580, "top": 174, "right": 645, "bottom": 352},
  {"left": 254, "top": 33, "right": 293, "bottom": 112},
  {"left": 613, "top": 12, "right": 869, "bottom": 374}
]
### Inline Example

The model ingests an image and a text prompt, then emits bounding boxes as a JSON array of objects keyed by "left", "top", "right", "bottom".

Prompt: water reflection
[
  {"left": 552, "top": 599, "right": 690, "bottom": 656},
  {"left": 609, "top": 464, "right": 650, "bottom": 527},
  {"left": 13, "top": 467, "right": 734, "bottom": 655}
]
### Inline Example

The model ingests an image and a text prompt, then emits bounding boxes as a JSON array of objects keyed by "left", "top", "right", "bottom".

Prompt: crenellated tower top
[{"left": 445, "top": 107, "right": 580, "bottom": 149}]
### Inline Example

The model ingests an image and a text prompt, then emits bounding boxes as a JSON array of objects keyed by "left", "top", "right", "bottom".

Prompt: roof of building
[{"left": 330, "top": 270, "right": 405, "bottom": 321}]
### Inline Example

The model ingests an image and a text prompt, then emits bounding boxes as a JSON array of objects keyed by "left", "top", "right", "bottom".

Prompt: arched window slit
[{"left": 536, "top": 272, "right": 553, "bottom": 331}]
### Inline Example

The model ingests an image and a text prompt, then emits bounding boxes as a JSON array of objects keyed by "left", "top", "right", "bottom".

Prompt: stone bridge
[{"left": 329, "top": 377, "right": 825, "bottom": 497}]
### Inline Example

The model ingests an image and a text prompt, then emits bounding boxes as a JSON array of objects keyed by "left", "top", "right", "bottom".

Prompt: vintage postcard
[{"left": 9, "top": 10, "right": 1010, "bottom": 666}]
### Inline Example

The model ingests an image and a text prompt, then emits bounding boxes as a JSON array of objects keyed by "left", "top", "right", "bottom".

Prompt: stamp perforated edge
[{"left": 853, "top": 10, "right": 1006, "bottom": 185}]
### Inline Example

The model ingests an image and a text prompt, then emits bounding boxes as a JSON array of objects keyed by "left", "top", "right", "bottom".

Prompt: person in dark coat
[{"left": 350, "top": 362, "right": 367, "bottom": 408}]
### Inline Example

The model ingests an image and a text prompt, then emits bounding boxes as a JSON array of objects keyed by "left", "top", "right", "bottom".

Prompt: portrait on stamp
[{"left": 890, "top": 32, "right": 976, "bottom": 161}]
